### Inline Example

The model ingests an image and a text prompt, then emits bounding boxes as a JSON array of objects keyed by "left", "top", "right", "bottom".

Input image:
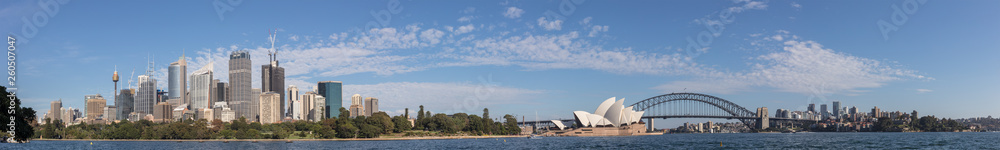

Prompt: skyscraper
[
  {"left": 259, "top": 92, "right": 281, "bottom": 124},
  {"left": 50, "top": 100, "right": 62, "bottom": 123},
  {"left": 287, "top": 85, "right": 298, "bottom": 117},
  {"left": 807, "top": 104, "right": 815, "bottom": 113},
  {"left": 136, "top": 75, "right": 157, "bottom": 115},
  {"left": 261, "top": 52, "right": 285, "bottom": 118},
  {"left": 832, "top": 101, "right": 841, "bottom": 118},
  {"left": 302, "top": 91, "right": 316, "bottom": 121},
  {"left": 153, "top": 102, "right": 173, "bottom": 123},
  {"left": 292, "top": 100, "right": 303, "bottom": 120},
  {"left": 189, "top": 62, "right": 213, "bottom": 110},
  {"left": 215, "top": 81, "right": 227, "bottom": 103},
  {"left": 365, "top": 97, "right": 378, "bottom": 116},
  {"left": 820, "top": 104, "right": 828, "bottom": 119},
  {"left": 350, "top": 94, "right": 363, "bottom": 117},
  {"left": 317, "top": 81, "right": 342, "bottom": 118},
  {"left": 116, "top": 89, "right": 134, "bottom": 121},
  {"left": 168, "top": 54, "right": 187, "bottom": 108},
  {"left": 104, "top": 106, "right": 117, "bottom": 121},
  {"left": 251, "top": 88, "right": 261, "bottom": 122},
  {"left": 229, "top": 51, "right": 251, "bottom": 120}
]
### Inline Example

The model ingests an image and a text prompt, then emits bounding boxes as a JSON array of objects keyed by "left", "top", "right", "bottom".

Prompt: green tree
[
  {"left": 369, "top": 112, "right": 394, "bottom": 134},
  {"left": 392, "top": 116, "right": 412, "bottom": 133},
  {"left": 358, "top": 124, "right": 380, "bottom": 138},
  {"left": 0, "top": 86, "right": 36, "bottom": 142}
]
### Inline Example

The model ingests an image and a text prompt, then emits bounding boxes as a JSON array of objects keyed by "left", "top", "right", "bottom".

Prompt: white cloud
[
  {"left": 537, "top": 17, "right": 563, "bottom": 31},
  {"left": 580, "top": 17, "right": 593, "bottom": 25},
  {"left": 454, "top": 24, "right": 475, "bottom": 35},
  {"left": 916, "top": 89, "right": 932, "bottom": 93},
  {"left": 343, "top": 82, "right": 544, "bottom": 116},
  {"left": 588, "top": 25, "right": 609, "bottom": 37},
  {"left": 503, "top": 7, "right": 525, "bottom": 19},
  {"left": 656, "top": 31, "right": 929, "bottom": 95},
  {"left": 457, "top": 16, "right": 474, "bottom": 22},
  {"left": 791, "top": 2, "right": 802, "bottom": 8},
  {"left": 420, "top": 29, "right": 445, "bottom": 45}
]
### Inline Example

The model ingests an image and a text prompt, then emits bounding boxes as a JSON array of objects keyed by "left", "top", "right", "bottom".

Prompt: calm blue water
[{"left": 3, "top": 132, "right": 998, "bottom": 149}]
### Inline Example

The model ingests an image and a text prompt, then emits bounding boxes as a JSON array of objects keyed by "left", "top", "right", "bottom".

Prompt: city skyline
[{"left": 5, "top": 1, "right": 1000, "bottom": 128}]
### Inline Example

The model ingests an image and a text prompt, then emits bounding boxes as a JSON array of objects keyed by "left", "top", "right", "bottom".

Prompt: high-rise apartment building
[
  {"left": 287, "top": 85, "right": 298, "bottom": 117},
  {"left": 350, "top": 94, "right": 363, "bottom": 117},
  {"left": 259, "top": 92, "right": 281, "bottom": 124},
  {"left": 85, "top": 94, "right": 106, "bottom": 124},
  {"left": 832, "top": 101, "right": 841, "bottom": 118}
]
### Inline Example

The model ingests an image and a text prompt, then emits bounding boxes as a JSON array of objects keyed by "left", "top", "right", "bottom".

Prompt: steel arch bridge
[{"left": 629, "top": 92, "right": 759, "bottom": 129}]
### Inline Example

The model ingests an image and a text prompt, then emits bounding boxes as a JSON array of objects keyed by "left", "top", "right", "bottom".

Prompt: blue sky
[{"left": 3, "top": 0, "right": 999, "bottom": 128}]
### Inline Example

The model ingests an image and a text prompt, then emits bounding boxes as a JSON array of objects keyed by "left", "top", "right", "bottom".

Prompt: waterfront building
[
  {"left": 261, "top": 52, "right": 285, "bottom": 118},
  {"left": 571, "top": 97, "right": 645, "bottom": 128},
  {"left": 86, "top": 94, "right": 106, "bottom": 124},
  {"left": 350, "top": 94, "right": 363, "bottom": 117},
  {"left": 365, "top": 97, "right": 379, "bottom": 116},
  {"left": 50, "top": 100, "right": 62, "bottom": 123},
  {"left": 190, "top": 62, "right": 213, "bottom": 110},
  {"left": 168, "top": 54, "right": 187, "bottom": 109},
  {"left": 317, "top": 81, "right": 342, "bottom": 118},
  {"left": 136, "top": 75, "right": 157, "bottom": 115},
  {"left": 259, "top": 92, "right": 281, "bottom": 124},
  {"left": 229, "top": 50, "right": 252, "bottom": 120}
]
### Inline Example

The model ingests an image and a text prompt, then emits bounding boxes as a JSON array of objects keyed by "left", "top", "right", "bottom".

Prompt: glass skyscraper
[
  {"left": 168, "top": 55, "right": 187, "bottom": 107},
  {"left": 317, "top": 81, "right": 342, "bottom": 118}
]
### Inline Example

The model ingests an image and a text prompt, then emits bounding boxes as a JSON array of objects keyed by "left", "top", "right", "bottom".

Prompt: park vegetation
[{"left": 33, "top": 105, "right": 520, "bottom": 140}]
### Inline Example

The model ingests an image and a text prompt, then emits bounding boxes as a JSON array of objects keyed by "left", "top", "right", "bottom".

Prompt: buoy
[
  {"left": 504, "top": 140, "right": 506, "bottom": 142},
  {"left": 90, "top": 142, "right": 93, "bottom": 145},
  {"left": 720, "top": 141, "right": 722, "bottom": 147}
]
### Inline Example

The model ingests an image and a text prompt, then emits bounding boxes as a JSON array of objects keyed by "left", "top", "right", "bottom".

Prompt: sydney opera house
[{"left": 543, "top": 97, "right": 661, "bottom": 136}]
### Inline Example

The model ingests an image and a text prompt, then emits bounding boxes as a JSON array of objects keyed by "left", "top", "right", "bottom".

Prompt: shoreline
[{"left": 31, "top": 135, "right": 528, "bottom": 142}]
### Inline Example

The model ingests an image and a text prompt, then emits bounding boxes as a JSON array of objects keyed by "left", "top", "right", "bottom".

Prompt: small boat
[{"left": 528, "top": 134, "right": 543, "bottom": 139}]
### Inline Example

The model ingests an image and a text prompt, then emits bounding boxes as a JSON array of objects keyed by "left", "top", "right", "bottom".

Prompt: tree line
[{"left": 34, "top": 105, "right": 520, "bottom": 139}]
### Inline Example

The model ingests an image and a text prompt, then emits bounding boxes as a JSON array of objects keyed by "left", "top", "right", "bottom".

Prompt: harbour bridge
[{"left": 518, "top": 93, "right": 818, "bottom": 131}]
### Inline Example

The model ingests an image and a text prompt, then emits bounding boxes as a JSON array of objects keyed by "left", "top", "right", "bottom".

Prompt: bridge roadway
[{"left": 516, "top": 116, "right": 816, "bottom": 126}]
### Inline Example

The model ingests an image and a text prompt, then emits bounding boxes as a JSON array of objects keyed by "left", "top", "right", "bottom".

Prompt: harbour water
[{"left": 2, "top": 132, "right": 997, "bottom": 149}]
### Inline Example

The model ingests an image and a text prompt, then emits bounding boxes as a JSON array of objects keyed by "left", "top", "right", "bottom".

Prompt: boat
[{"left": 528, "top": 134, "right": 543, "bottom": 139}]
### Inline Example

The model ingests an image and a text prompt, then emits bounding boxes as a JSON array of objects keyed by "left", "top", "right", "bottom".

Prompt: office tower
[
  {"left": 153, "top": 102, "right": 173, "bottom": 123},
  {"left": 261, "top": 52, "right": 285, "bottom": 117},
  {"left": 61, "top": 108, "right": 70, "bottom": 124},
  {"left": 832, "top": 101, "right": 841, "bottom": 118},
  {"left": 169, "top": 54, "right": 187, "bottom": 108},
  {"left": 365, "top": 97, "right": 378, "bottom": 116},
  {"left": 313, "top": 95, "right": 326, "bottom": 121},
  {"left": 301, "top": 91, "right": 316, "bottom": 121},
  {"left": 292, "top": 100, "right": 303, "bottom": 120},
  {"left": 86, "top": 94, "right": 106, "bottom": 124},
  {"left": 229, "top": 51, "right": 251, "bottom": 120},
  {"left": 807, "top": 104, "right": 815, "bottom": 112},
  {"left": 317, "top": 81, "right": 342, "bottom": 118},
  {"left": 287, "top": 85, "right": 298, "bottom": 117},
  {"left": 250, "top": 88, "right": 261, "bottom": 121},
  {"left": 350, "top": 94, "right": 363, "bottom": 117},
  {"left": 820, "top": 104, "right": 828, "bottom": 118},
  {"left": 49, "top": 99, "right": 62, "bottom": 122},
  {"left": 215, "top": 81, "right": 227, "bottom": 103},
  {"left": 104, "top": 106, "right": 117, "bottom": 122},
  {"left": 849, "top": 106, "right": 858, "bottom": 114},
  {"left": 189, "top": 62, "right": 213, "bottom": 110},
  {"left": 50, "top": 100, "right": 62, "bottom": 123},
  {"left": 259, "top": 92, "right": 281, "bottom": 124}
]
